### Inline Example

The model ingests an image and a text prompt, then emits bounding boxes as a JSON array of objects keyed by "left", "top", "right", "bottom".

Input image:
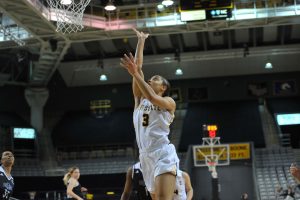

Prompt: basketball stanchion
[{"left": 193, "top": 124, "right": 230, "bottom": 178}]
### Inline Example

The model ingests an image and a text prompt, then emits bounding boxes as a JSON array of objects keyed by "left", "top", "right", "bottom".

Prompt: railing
[
  {"left": 80, "top": 0, "right": 300, "bottom": 29},
  {"left": 1, "top": 0, "right": 300, "bottom": 43},
  {"left": 0, "top": 13, "right": 31, "bottom": 43}
]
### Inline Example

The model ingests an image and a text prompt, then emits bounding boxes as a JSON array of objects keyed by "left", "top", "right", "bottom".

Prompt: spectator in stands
[
  {"left": 240, "top": 193, "right": 248, "bottom": 200},
  {"left": 63, "top": 167, "right": 87, "bottom": 200},
  {"left": 290, "top": 163, "right": 300, "bottom": 184},
  {"left": 282, "top": 186, "right": 295, "bottom": 200},
  {"left": 276, "top": 186, "right": 284, "bottom": 199},
  {"left": 0, "top": 151, "right": 14, "bottom": 200},
  {"left": 121, "top": 162, "right": 152, "bottom": 200},
  {"left": 120, "top": 28, "right": 180, "bottom": 200}
]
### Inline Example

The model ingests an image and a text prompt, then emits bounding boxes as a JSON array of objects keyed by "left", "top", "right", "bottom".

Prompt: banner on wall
[{"left": 229, "top": 143, "right": 250, "bottom": 160}]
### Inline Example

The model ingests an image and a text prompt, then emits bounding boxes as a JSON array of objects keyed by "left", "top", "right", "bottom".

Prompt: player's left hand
[
  {"left": 132, "top": 28, "right": 149, "bottom": 40},
  {"left": 120, "top": 53, "right": 138, "bottom": 76}
]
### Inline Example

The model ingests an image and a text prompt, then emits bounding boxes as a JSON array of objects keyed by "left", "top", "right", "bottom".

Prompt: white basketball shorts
[{"left": 139, "top": 143, "right": 180, "bottom": 193}]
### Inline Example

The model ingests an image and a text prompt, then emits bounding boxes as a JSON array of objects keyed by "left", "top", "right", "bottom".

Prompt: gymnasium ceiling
[{"left": 0, "top": 0, "right": 300, "bottom": 87}]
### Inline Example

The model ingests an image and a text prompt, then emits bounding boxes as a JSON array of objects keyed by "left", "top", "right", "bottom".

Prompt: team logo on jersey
[{"left": 138, "top": 104, "right": 161, "bottom": 112}]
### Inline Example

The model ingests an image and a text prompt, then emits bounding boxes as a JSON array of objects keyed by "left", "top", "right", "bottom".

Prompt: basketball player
[
  {"left": 0, "top": 151, "right": 14, "bottom": 200},
  {"left": 120, "top": 29, "right": 180, "bottom": 200},
  {"left": 63, "top": 167, "right": 87, "bottom": 200},
  {"left": 121, "top": 162, "right": 193, "bottom": 200},
  {"left": 173, "top": 170, "right": 193, "bottom": 200},
  {"left": 121, "top": 162, "right": 152, "bottom": 200}
]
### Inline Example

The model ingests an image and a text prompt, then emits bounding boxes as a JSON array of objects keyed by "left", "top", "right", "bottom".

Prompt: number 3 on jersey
[{"left": 142, "top": 114, "right": 149, "bottom": 126}]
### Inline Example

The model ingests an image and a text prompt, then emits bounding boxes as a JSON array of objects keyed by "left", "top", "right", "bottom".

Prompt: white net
[
  {"left": 46, "top": 0, "right": 91, "bottom": 34},
  {"left": 207, "top": 161, "right": 216, "bottom": 172},
  {"left": 207, "top": 162, "right": 218, "bottom": 178}
]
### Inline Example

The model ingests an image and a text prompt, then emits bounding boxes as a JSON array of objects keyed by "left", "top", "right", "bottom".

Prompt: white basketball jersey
[
  {"left": 174, "top": 171, "right": 187, "bottom": 200},
  {"left": 133, "top": 98, "right": 174, "bottom": 152}
]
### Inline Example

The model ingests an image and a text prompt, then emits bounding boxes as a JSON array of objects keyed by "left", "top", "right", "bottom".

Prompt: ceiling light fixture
[
  {"left": 174, "top": 48, "right": 182, "bottom": 75},
  {"left": 175, "top": 68, "right": 183, "bottom": 76},
  {"left": 265, "top": 62, "right": 273, "bottom": 69},
  {"left": 162, "top": 0, "right": 174, "bottom": 6},
  {"left": 99, "top": 74, "right": 108, "bottom": 81},
  {"left": 157, "top": 4, "right": 164, "bottom": 11},
  {"left": 105, "top": 0, "right": 116, "bottom": 11},
  {"left": 60, "top": 0, "right": 72, "bottom": 5},
  {"left": 98, "top": 59, "right": 108, "bottom": 81}
]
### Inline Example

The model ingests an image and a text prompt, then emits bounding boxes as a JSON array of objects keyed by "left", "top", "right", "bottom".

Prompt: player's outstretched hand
[
  {"left": 120, "top": 53, "right": 138, "bottom": 76},
  {"left": 133, "top": 28, "right": 149, "bottom": 40}
]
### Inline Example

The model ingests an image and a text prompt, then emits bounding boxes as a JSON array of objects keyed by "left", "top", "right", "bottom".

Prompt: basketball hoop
[
  {"left": 207, "top": 161, "right": 216, "bottom": 172},
  {"left": 207, "top": 161, "right": 218, "bottom": 178},
  {"left": 46, "top": 0, "right": 91, "bottom": 34}
]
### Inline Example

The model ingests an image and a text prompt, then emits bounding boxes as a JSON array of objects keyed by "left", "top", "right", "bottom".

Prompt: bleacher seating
[
  {"left": 255, "top": 148, "right": 300, "bottom": 200},
  {"left": 60, "top": 157, "right": 136, "bottom": 175},
  {"left": 57, "top": 146, "right": 135, "bottom": 161},
  {"left": 13, "top": 159, "right": 44, "bottom": 177}
]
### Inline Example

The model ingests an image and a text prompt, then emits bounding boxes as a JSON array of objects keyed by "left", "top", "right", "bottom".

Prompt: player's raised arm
[
  {"left": 121, "top": 53, "right": 175, "bottom": 113},
  {"left": 132, "top": 28, "right": 149, "bottom": 109}
]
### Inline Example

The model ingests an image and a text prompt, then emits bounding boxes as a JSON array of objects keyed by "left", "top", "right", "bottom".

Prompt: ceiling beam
[{"left": 59, "top": 44, "right": 300, "bottom": 76}]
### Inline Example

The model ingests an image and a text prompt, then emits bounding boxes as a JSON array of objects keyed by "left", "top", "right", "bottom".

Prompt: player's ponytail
[{"left": 63, "top": 166, "right": 78, "bottom": 185}]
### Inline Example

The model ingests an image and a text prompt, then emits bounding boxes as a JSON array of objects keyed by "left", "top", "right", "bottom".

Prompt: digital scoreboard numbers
[
  {"left": 179, "top": 0, "right": 233, "bottom": 21},
  {"left": 207, "top": 8, "right": 232, "bottom": 19},
  {"left": 180, "top": 0, "right": 232, "bottom": 10}
]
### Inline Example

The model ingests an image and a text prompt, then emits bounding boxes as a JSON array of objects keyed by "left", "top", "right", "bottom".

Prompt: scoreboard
[
  {"left": 180, "top": 0, "right": 232, "bottom": 11},
  {"left": 179, "top": 0, "right": 233, "bottom": 21}
]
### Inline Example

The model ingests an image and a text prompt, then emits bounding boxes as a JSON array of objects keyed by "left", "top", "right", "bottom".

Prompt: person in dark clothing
[
  {"left": 278, "top": 186, "right": 295, "bottom": 200},
  {"left": 282, "top": 186, "right": 295, "bottom": 200},
  {"left": 0, "top": 151, "right": 14, "bottom": 200},
  {"left": 121, "top": 162, "right": 152, "bottom": 200},
  {"left": 241, "top": 193, "right": 248, "bottom": 200},
  {"left": 63, "top": 167, "right": 87, "bottom": 200}
]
